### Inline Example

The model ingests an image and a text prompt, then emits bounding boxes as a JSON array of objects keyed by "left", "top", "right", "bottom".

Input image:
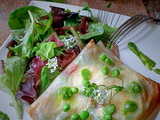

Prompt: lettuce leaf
[
  {"left": 9, "top": 10, "right": 35, "bottom": 58},
  {"left": 39, "top": 66, "right": 60, "bottom": 95},
  {"left": 8, "top": 6, "right": 48, "bottom": 30},
  {"left": 64, "top": 11, "right": 81, "bottom": 27},
  {"left": 9, "top": 6, "right": 49, "bottom": 58},
  {"left": 35, "top": 12, "right": 54, "bottom": 42},
  {"left": 82, "top": 3, "right": 98, "bottom": 23},
  {"left": 80, "top": 22, "right": 104, "bottom": 40},
  {"left": 94, "top": 24, "right": 117, "bottom": 43},
  {"left": 0, "top": 56, "right": 28, "bottom": 119},
  {"left": 33, "top": 41, "right": 65, "bottom": 61},
  {"left": 35, "top": 12, "right": 53, "bottom": 35}
]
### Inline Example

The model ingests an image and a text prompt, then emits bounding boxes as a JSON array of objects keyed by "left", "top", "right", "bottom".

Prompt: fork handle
[{"left": 152, "top": 19, "right": 160, "bottom": 22}]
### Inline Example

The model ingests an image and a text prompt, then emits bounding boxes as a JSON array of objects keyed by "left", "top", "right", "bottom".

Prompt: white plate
[{"left": 0, "top": 1, "right": 159, "bottom": 120}]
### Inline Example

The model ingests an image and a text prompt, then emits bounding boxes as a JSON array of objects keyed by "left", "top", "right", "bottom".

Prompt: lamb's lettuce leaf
[{"left": 0, "top": 56, "right": 28, "bottom": 119}]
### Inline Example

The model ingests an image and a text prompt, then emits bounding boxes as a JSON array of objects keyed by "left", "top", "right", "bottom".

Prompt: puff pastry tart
[{"left": 27, "top": 40, "right": 160, "bottom": 120}]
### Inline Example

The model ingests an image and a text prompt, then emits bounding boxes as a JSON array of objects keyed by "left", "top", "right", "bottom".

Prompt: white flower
[
  {"left": 46, "top": 57, "right": 58, "bottom": 73},
  {"left": 92, "top": 88, "right": 108, "bottom": 108},
  {"left": 61, "top": 35, "right": 77, "bottom": 49}
]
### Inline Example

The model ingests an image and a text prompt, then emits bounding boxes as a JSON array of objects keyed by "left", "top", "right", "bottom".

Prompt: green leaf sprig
[
  {"left": 81, "top": 68, "right": 124, "bottom": 109},
  {"left": 33, "top": 41, "right": 66, "bottom": 61},
  {"left": 82, "top": 3, "right": 98, "bottom": 23},
  {"left": 0, "top": 56, "right": 28, "bottom": 119}
]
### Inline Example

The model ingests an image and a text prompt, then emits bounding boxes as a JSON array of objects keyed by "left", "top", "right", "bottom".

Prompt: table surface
[{"left": 0, "top": 0, "right": 159, "bottom": 47}]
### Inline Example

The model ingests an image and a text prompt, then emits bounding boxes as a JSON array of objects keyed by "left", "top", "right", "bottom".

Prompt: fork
[{"left": 109, "top": 14, "right": 160, "bottom": 45}]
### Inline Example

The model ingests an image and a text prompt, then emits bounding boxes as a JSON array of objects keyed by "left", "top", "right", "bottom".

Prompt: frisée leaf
[{"left": 0, "top": 56, "right": 28, "bottom": 119}]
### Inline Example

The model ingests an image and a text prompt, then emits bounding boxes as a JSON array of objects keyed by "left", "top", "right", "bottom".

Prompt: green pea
[
  {"left": 100, "top": 54, "right": 107, "bottom": 61},
  {"left": 71, "top": 87, "right": 79, "bottom": 94},
  {"left": 103, "top": 104, "right": 116, "bottom": 115},
  {"left": 101, "top": 67, "right": 109, "bottom": 75},
  {"left": 105, "top": 58, "right": 111, "bottom": 65},
  {"left": 81, "top": 68, "right": 90, "bottom": 80},
  {"left": 113, "top": 69, "right": 120, "bottom": 77},
  {"left": 129, "top": 82, "right": 141, "bottom": 94},
  {"left": 58, "top": 87, "right": 73, "bottom": 100},
  {"left": 82, "top": 80, "right": 90, "bottom": 86},
  {"left": 63, "top": 103, "right": 71, "bottom": 112},
  {"left": 71, "top": 113, "right": 79, "bottom": 120},
  {"left": 102, "top": 113, "right": 112, "bottom": 120},
  {"left": 79, "top": 111, "right": 89, "bottom": 120},
  {"left": 124, "top": 100, "right": 137, "bottom": 113}
]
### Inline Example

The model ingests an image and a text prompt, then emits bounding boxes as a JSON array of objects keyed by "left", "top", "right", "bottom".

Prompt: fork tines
[{"left": 109, "top": 14, "right": 154, "bottom": 45}]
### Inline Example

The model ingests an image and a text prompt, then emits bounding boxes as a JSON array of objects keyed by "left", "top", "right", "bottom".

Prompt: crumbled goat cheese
[
  {"left": 46, "top": 57, "right": 58, "bottom": 73},
  {"left": 61, "top": 35, "right": 77, "bottom": 49}
]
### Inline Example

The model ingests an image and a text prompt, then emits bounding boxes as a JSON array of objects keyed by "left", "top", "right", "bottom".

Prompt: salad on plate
[{"left": 0, "top": 3, "right": 117, "bottom": 119}]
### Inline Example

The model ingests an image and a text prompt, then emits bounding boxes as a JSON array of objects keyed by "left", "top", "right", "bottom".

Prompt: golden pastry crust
[{"left": 135, "top": 77, "right": 160, "bottom": 120}]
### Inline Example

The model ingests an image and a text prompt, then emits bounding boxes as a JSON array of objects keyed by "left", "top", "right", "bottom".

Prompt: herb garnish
[
  {"left": 128, "top": 42, "right": 160, "bottom": 75},
  {"left": 81, "top": 69, "right": 124, "bottom": 109},
  {"left": 107, "top": 3, "right": 112, "bottom": 8}
]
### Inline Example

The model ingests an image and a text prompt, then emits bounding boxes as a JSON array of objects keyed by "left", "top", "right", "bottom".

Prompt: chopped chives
[{"left": 107, "top": 3, "right": 111, "bottom": 8}]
